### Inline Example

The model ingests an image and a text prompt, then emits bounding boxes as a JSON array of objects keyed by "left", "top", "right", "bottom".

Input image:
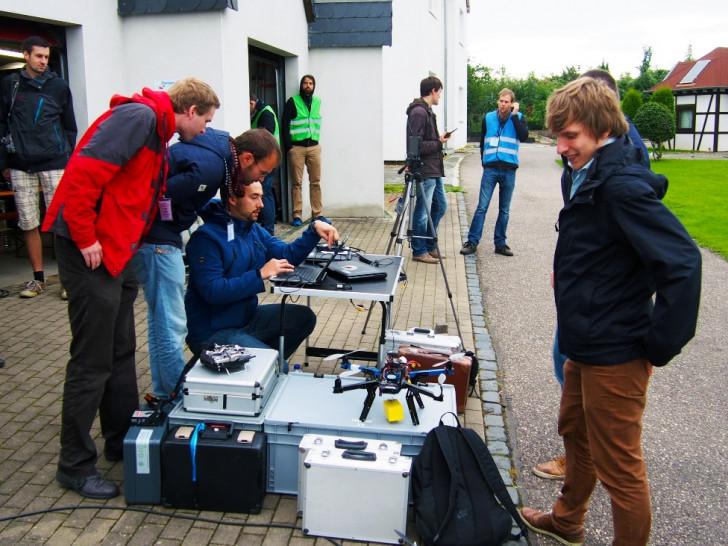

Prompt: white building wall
[
  {"left": 382, "top": 0, "right": 468, "bottom": 162},
  {"left": 0, "top": 0, "right": 469, "bottom": 215},
  {"left": 310, "top": 48, "right": 384, "bottom": 217}
]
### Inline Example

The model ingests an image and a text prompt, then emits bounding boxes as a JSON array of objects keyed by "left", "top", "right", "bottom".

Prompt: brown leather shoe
[
  {"left": 428, "top": 250, "right": 446, "bottom": 259},
  {"left": 412, "top": 253, "right": 438, "bottom": 264},
  {"left": 533, "top": 455, "right": 566, "bottom": 480},
  {"left": 520, "top": 508, "right": 583, "bottom": 546}
]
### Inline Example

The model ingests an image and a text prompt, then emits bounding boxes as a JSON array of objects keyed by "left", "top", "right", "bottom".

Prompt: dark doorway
[{"left": 248, "top": 45, "right": 289, "bottom": 224}]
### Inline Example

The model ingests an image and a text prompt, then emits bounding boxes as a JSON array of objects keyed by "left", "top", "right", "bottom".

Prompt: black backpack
[{"left": 411, "top": 413, "right": 527, "bottom": 546}]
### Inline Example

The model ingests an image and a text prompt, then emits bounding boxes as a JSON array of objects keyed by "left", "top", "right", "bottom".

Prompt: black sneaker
[
  {"left": 495, "top": 245, "right": 514, "bottom": 256},
  {"left": 56, "top": 470, "right": 120, "bottom": 499},
  {"left": 460, "top": 241, "right": 477, "bottom": 255}
]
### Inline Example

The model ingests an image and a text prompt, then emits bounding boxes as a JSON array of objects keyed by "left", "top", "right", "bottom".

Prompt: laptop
[
  {"left": 270, "top": 234, "right": 350, "bottom": 287},
  {"left": 328, "top": 255, "right": 388, "bottom": 282}
]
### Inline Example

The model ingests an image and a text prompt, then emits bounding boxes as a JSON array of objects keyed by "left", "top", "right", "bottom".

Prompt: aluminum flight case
[
  {"left": 182, "top": 347, "right": 278, "bottom": 416},
  {"left": 296, "top": 433, "right": 402, "bottom": 514},
  {"left": 384, "top": 327, "right": 463, "bottom": 354},
  {"left": 301, "top": 445, "right": 412, "bottom": 544},
  {"left": 263, "top": 371, "right": 456, "bottom": 494}
]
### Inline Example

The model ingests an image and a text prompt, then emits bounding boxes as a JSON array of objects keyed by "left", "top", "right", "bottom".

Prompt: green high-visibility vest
[
  {"left": 252, "top": 104, "right": 280, "bottom": 144},
  {"left": 289, "top": 95, "right": 321, "bottom": 141}
]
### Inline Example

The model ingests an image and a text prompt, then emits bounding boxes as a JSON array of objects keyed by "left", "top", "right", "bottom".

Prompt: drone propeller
[
  {"left": 432, "top": 352, "right": 466, "bottom": 367},
  {"left": 323, "top": 348, "right": 368, "bottom": 361},
  {"left": 438, "top": 373, "right": 447, "bottom": 385},
  {"left": 339, "top": 364, "right": 367, "bottom": 377}
]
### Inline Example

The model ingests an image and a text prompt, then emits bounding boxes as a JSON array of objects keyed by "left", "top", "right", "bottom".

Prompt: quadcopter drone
[{"left": 328, "top": 350, "right": 460, "bottom": 425}]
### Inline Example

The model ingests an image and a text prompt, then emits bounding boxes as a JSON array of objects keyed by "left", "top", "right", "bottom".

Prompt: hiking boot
[
  {"left": 520, "top": 508, "right": 584, "bottom": 546},
  {"left": 291, "top": 218, "right": 303, "bottom": 227},
  {"left": 412, "top": 253, "right": 438, "bottom": 264},
  {"left": 60, "top": 285, "right": 68, "bottom": 300},
  {"left": 20, "top": 280, "right": 45, "bottom": 298},
  {"left": 460, "top": 241, "right": 477, "bottom": 255},
  {"left": 533, "top": 455, "right": 566, "bottom": 480},
  {"left": 56, "top": 470, "right": 120, "bottom": 499},
  {"left": 428, "top": 250, "right": 446, "bottom": 259},
  {"left": 495, "top": 244, "right": 513, "bottom": 256}
]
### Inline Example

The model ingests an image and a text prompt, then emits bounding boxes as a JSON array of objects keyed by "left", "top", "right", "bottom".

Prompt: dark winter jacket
[
  {"left": 0, "top": 68, "right": 77, "bottom": 172},
  {"left": 554, "top": 135, "right": 702, "bottom": 367},
  {"left": 144, "top": 127, "right": 232, "bottom": 248},
  {"left": 43, "top": 88, "right": 175, "bottom": 276},
  {"left": 185, "top": 200, "right": 321, "bottom": 346},
  {"left": 405, "top": 98, "right": 444, "bottom": 179}
]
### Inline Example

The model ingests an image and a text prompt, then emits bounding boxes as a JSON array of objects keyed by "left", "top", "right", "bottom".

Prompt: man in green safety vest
[
  {"left": 281, "top": 74, "right": 325, "bottom": 227},
  {"left": 250, "top": 92, "right": 280, "bottom": 235}
]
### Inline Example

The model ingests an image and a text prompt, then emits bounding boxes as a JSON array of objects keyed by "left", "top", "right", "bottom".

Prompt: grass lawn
[{"left": 650, "top": 160, "right": 728, "bottom": 260}]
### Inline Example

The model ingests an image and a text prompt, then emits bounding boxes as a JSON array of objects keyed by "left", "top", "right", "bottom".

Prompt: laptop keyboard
[{"left": 273, "top": 263, "right": 323, "bottom": 284}]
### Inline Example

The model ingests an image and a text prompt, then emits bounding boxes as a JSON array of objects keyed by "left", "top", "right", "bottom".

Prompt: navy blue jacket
[
  {"left": 554, "top": 135, "right": 701, "bottom": 367},
  {"left": 185, "top": 200, "right": 321, "bottom": 346},
  {"left": 0, "top": 69, "right": 77, "bottom": 172},
  {"left": 144, "top": 127, "right": 232, "bottom": 247}
]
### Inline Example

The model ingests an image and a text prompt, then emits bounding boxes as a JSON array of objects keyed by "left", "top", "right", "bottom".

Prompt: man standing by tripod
[{"left": 405, "top": 76, "right": 451, "bottom": 264}]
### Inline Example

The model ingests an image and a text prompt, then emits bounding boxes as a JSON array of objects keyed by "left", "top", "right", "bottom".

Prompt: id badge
[{"left": 158, "top": 198, "right": 172, "bottom": 221}]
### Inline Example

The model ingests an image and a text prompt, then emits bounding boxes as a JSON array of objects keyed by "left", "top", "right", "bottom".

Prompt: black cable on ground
[{"left": 0, "top": 505, "right": 342, "bottom": 546}]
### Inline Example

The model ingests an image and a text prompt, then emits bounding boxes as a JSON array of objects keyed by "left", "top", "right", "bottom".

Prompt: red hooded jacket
[{"left": 43, "top": 88, "right": 176, "bottom": 276}]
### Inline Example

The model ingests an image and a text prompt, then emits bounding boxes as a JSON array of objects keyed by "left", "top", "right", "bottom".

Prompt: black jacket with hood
[
  {"left": 405, "top": 98, "right": 444, "bottom": 179},
  {"left": 554, "top": 135, "right": 702, "bottom": 367},
  {"left": 0, "top": 68, "right": 77, "bottom": 173}
]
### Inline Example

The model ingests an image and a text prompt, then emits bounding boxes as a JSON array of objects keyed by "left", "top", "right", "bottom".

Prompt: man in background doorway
[
  {"left": 250, "top": 91, "right": 279, "bottom": 235},
  {"left": 0, "top": 36, "right": 77, "bottom": 299},
  {"left": 281, "top": 74, "right": 325, "bottom": 226}
]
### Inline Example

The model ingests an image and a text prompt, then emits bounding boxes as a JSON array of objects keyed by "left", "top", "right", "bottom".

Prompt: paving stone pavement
[{"left": 0, "top": 147, "right": 528, "bottom": 545}]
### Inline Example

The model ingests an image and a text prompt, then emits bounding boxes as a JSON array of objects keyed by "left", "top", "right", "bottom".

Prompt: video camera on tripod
[{"left": 398, "top": 136, "right": 424, "bottom": 175}]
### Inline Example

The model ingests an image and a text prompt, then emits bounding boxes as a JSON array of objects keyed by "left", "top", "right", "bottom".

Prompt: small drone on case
[{"left": 328, "top": 350, "right": 461, "bottom": 425}]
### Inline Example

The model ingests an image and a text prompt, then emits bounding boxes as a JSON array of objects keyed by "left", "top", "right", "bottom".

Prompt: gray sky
[{"left": 466, "top": 0, "right": 728, "bottom": 79}]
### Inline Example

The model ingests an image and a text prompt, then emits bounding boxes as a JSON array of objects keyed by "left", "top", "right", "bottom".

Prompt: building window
[{"left": 676, "top": 104, "right": 695, "bottom": 133}]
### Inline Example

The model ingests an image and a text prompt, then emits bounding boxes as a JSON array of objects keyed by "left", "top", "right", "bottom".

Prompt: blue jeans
[
  {"left": 259, "top": 169, "right": 277, "bottom": 235},
  {"left": 131, "top": 244, "right": 187, "bottom": 399},
  {"left": 467, "top": 167, "right": 516, "bottom": 247},
  {"left": 412, "top": 177, "right": 447, "bottom": 256},
  {"left": 188, "top": 303, "right": 316, "bottom": 374},
  {"left": 553, "top": 324, "right": 567, "bottom": 388}
]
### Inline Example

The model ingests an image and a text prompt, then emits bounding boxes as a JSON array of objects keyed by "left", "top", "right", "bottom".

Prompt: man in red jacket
[{"left": 42, "top": 77, "right": 219, "bottom": 499}]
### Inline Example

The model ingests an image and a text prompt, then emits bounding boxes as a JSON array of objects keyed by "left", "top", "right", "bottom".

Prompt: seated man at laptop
[{"left": 185, "top": 130, "right": 339, "bottom": 373}]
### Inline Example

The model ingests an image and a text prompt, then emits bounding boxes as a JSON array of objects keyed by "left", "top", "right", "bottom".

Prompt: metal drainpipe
[{"left": 443, "top": 0, "right": 449, "bottom": 153}]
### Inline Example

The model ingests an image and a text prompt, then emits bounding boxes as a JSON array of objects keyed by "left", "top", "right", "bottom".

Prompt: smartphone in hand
[{"left": 444, "top": 128, "right": 458, "bottom": 138}]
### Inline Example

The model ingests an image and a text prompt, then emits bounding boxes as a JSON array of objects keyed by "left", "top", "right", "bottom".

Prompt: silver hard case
[
  {"left": 182, "top": 347, "right": 278, "bottom": 416},
  {"left": 301, "top": 443, "right": 412, "bottom": 544}
]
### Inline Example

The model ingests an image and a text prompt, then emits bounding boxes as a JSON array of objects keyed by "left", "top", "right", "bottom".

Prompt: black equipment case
[{"left": 161, "top": 423, "right": 266, "bottom": 513}]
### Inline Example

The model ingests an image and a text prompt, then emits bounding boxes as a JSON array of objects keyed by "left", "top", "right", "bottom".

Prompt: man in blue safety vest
[{"left": 460, "top": 88, "right": 528, "bottom": 257}]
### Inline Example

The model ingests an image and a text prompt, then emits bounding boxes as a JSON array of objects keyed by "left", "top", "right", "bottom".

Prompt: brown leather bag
[{"left": 397, "top": 345, "right": 472, "bottom": 414}]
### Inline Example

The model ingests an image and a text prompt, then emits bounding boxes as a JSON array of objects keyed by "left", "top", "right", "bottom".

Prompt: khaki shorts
[{"left": 10, "top": 169, "right": 64, "bottom": 231}]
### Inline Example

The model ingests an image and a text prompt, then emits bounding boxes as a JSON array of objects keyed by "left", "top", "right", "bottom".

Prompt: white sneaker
[{"left": 20, "top": 279, "right": 45, "bottom": 298}]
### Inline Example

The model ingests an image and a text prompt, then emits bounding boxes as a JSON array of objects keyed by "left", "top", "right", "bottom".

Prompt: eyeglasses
[{"left": 254, "top": 160, "right": 271, "bottom": 178}]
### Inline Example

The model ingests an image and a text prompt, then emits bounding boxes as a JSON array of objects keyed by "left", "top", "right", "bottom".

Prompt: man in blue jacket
[
  {"left": 131, "top": 126, "right": 230, "bottom": 400},
  {"left": 460, "top": 88, "right": 528, "bottom": 257},
  {"left": 520, "top": 77, "right": 701, "bottom": 546},
  {"left": 185, "top": 129, "right": 339, "bottom": 372}
]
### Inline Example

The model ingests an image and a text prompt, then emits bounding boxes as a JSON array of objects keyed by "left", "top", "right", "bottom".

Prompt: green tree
[
  {"left": 651, "top": 86, "right": 675, "bottom": 116},
  {"left": 621, "top": 88, "right": 643, "bottom": 120},
  {"left": 633, "top": 102, "right": 676, "bottom": 160}
]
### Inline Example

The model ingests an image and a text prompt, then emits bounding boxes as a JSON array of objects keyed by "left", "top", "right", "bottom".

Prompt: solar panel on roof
[{"left": 679, "top": 60, "right": 711, "bottom": 84}]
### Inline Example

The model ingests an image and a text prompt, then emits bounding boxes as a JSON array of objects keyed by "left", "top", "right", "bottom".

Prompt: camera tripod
[{"left": 361, "top": 158, "right": 464, "bottom": 349}]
